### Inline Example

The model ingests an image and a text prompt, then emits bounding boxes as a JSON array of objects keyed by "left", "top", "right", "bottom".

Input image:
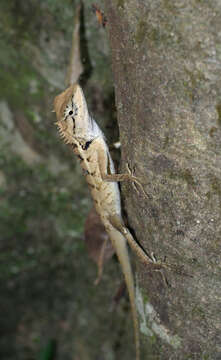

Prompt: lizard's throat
[{"left": 56, "top": 122, "right": 75, "bottom": 144}]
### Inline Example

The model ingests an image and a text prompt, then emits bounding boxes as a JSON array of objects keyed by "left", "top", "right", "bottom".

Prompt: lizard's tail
[{"left": 107, "top": 227, "right": 140, "bottom": 360}]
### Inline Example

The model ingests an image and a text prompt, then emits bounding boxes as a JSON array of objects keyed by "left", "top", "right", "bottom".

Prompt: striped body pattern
[{"left": 54, "top": 84, "right": 140, "bottom": 360}]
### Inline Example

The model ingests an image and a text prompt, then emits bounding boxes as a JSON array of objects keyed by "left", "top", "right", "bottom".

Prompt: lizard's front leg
[
  {"left": 102, "top": 163, "right": 149, "bottom": 198},
  {"left": 102, "top": 172, "right": 138, "bottom": 182}
]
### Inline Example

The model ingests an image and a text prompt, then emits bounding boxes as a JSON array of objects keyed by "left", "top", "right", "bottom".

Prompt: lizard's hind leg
[{"left": 108, "top": 214, "right": 163, "bottom": 271}]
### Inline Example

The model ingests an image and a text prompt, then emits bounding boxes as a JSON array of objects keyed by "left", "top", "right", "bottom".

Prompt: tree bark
[{"left": 105, "top": 1, "right": 221, "bottom": 358}]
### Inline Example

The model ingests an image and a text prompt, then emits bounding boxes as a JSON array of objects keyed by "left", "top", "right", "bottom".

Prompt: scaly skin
[{"left": 54, "top": 84, "right": 164, "bottom": 360}]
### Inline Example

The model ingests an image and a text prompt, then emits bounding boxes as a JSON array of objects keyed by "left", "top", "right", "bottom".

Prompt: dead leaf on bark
[
  {"left": 112, "top": 280, "right": 126, "bottom": 307},
  {"left": 84, "top": 207, "right": 115, "bottom": 284}
]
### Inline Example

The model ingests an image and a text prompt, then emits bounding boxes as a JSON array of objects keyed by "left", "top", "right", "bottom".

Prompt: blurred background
[{"left": 0, "top": 1, "right": 136, "bottom": 359}]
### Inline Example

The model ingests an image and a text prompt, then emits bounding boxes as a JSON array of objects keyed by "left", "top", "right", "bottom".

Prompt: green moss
[
  {"left": 0, "top": 0, "right": 73, "bottom": 45},
  {"left": 205, "top": 191, "right": 211, "bottom": 201},
  {"left": 163, "top": 0, "right": 176, "bottom": 12},
  {"left": 142, "top": 292, "right": 149, "bottom": 305},
  {"left": 0, "top": 1, "right": 41, "bottom": 46},
  {"left": 169, "top": 168, "right": 195, "bottom": 187},
  {"left": 135, "top": 20, "right": 147, "bottom": 44},
  {"left": 38, "top": 339, "right": 57, "bottom": 360},
  {"left": 208, "top": 175, "right": 221, "bottom": 211},
  {"left": 191, "top": 305, "right": 206, "bottom": 320},
  {"left": 187, "top": 69, "right": 205, "bottom": 87},
  {"left": 183, "top": 69, "right": 205, "bottom": 102},
  {"left": 146, "top": 26, "right": 176, "bottom": 48},
  {"left": 148, "top": 28, "right": 160, "bottom": 43},
  {"left": 216, "top": 104, "right": 221, "bottom": 126},
  {"left": 211, "top": 176, "right": 221, "bottom": 195},
  {"left": 0, "top": 58, "right": 45, "bottom": 108},
  {"left": 209, "top": 126, "right": 217, "bottom": 137},
  {"left": 117, "top": 0, "right": 125, "bottom": 8},
  {"left": 0, "top": 152, "right": 88, "bottom": 246},
  {"left": 182, "top": 169, "right": 195, "bottom": 187},
  {"left": 182, "top": 80, "right": 195, "bottom": 102},
  {"left": 170, "top": 335, "right": 181, "bottom": 349}
]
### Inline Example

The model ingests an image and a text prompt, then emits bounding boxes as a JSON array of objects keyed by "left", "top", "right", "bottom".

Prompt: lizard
[{"left": 53, "top": 83, "right": 165, "bottom": 360}]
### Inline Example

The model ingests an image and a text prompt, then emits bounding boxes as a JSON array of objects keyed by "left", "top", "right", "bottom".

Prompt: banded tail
[{"left": 106, "top": 227, "right": 140, "bottom": 360}]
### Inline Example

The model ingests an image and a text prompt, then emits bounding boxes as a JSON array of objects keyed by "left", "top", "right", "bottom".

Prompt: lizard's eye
[{"left": 69, "top": 110, "right": 73, "bottom": 115}]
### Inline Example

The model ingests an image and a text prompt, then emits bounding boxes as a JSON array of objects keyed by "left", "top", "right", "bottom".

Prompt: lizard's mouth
[{"left": 55, "top": 121, "right": 73, "bottom": 144}]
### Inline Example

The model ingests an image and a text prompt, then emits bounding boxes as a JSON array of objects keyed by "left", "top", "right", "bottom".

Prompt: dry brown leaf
[
  {"left": 84, "top": 207, "right": 115, "bottom": 284},
  {"left": 112, "top": 281, "right": 126, "bottom": 306}
]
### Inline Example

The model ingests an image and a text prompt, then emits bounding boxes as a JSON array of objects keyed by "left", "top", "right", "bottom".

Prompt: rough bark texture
[{"left": 105, "top": 0, "right": 221, "bottom": 359}]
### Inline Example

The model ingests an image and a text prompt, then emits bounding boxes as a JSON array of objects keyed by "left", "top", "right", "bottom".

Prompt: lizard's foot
[
  {"left": 102, "top": 172, "right": 139, "bottom": 183},
  {"left": 149, "top": 252, "right": 169, "bottom": 286},
  {"left": 126, "top": 163, "right": 149, "bottom": 199},
  {"left": 150, "top": 253, "right": 193, "bottom": 281},
  {"left": 102, "top": 163, "right": 149, "bottom": 199}
]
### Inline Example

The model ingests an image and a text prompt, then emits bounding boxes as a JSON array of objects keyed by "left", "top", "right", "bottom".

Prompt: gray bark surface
[{"left": 105, "top": 1, "right": 221, "bottom": 359}]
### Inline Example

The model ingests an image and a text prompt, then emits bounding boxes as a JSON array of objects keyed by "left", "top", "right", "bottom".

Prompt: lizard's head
[{"left": 54, "top": 84, "right": 93, "bottom": 144}]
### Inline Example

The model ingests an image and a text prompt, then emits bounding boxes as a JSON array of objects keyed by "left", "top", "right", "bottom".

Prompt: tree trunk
[{"left": 105, "top": 1, "right": 221, "bottom": 358}]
